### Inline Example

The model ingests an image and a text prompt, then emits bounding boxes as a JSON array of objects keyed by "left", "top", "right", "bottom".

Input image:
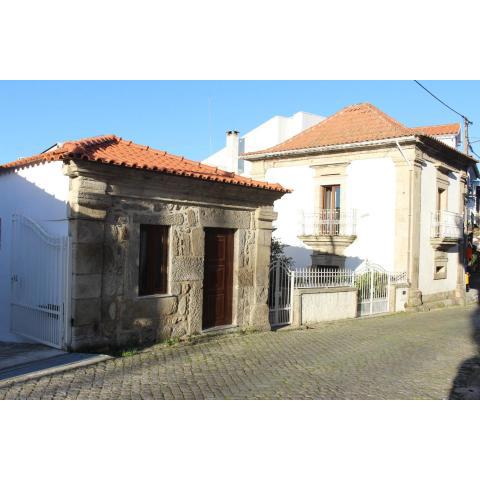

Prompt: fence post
[
  {"left": 274, "top": 261, "right": 280, "bottom": 326},
  {"left": 369, "top": 268, "right": 374, "bottom": 315},
  {"left": 290, "top": 270, "right": 295, "bottom": 325}
]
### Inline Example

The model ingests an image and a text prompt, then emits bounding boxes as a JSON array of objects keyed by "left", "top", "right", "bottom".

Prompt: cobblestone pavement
[{"left": 1, "top": 305, "right": 479, "bottom": 400}]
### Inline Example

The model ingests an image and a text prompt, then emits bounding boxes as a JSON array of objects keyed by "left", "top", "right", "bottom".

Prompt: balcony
[
  {"left": 298, "top": 209, "right": 357, "bottom": 255},
  {"left": 430, "top": 210, "right": 464, "bottom": 249}
]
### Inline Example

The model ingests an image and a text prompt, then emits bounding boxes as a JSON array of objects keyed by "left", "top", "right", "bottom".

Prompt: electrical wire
[
  {"left": 469, "top": 145, "right": 480, "bottom": 160},
  {"left": 413, "top": 80, "right": 472, "bottom": 124}
]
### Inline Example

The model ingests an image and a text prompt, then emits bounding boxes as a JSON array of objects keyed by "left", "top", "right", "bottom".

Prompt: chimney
[{"left": 225, "top": 130, "right": 240, "bottom": 173}]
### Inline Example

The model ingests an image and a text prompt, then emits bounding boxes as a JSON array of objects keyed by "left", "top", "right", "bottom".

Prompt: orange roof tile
[
  {"left": 241, "top": 103, "right": 463, "bottom": 158},
  {"left": 412, "top": 123, "right": 460, "bottom": 136},
  {"left": 0, "top": 135, "right": 289, "bottom": 193}
]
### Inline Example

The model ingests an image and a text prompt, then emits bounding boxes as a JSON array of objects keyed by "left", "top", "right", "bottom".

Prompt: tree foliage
[{"left": 270, "top": 237, "right": 294, "bottom": 269}]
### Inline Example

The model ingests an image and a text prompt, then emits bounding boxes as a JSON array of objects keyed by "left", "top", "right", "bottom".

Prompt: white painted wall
[
  {"left": 203, "top": 111, "right": 324, "bottom": 175},
  {"left": 262, "top": 157, "right": 396, "bottom": 270},
  {"left": 343, "top": 158, "right": 396, "bottom": 271},
  {"left": 418, "top": 162, "right": 460, "bottom": 295},
  {"left": 432, "top": 134, "right": 459, "bottom": 150},
  {"left": 264, "top": 165, "right": 315, "bottom": 267},
  {"left": 0, "top": 162, "right": 69, "bottom": 342}
]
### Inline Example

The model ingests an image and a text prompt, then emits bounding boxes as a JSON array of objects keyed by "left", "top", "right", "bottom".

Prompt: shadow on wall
[
  {"left": 0, "top": 171, "right": 68, "bottom": 343},
  {"left": 283, "top": 244, "right": 364, "bottom": 270},
  {"left": 283, "top": 245, "right": 312, "bottom": 268}
]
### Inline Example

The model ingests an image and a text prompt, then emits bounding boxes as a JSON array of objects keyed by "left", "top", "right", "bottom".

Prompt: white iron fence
[
  {"left": 268, "top": 260, "right": 408, "bottom": 326},
  {"left": 10, "top": 214, "right": 70, "bottom": 348},
  {"left": 295, "top": 268, "right": 355, "bottom": 288},
  {"left": 301, "top": 209, "right": 357, "bottom": 237}
]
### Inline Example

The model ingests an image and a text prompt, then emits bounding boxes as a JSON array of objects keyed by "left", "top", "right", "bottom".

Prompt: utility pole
[{"left": 464, "top": 117, "right": 470, "bottom": 155}]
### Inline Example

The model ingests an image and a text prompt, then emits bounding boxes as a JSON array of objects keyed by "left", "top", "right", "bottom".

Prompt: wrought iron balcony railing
[
  {"left": 301, "top": 209, "right": 357, "bottom": 237},
  {"left": 431, "top": 210, "right": 464, "bottom": 239}
]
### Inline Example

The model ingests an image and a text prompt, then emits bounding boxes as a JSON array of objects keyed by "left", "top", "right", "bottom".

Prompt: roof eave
[
  {"left": 417, "top": 134, "right": 477, "bottom": 166},
  {"left": 240, "top": 136, "right": 418, "bottom": 161}
]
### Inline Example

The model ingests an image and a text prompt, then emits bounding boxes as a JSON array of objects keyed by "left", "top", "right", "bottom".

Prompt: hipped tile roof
[
  {"left": 242, "top": 103, "right": 462, "bottom": 157},
  {"left": 411, "top": 124, "right": 460, "bottom": 136},
  {"left": 0, "top": 135, "right": 289, "bottom": 193}
]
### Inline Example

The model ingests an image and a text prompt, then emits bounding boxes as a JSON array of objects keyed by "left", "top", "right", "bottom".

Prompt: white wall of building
[
  {"left": 433, "top": 134, "right": 459, "bottom": 150},
  {"left": 203, "top": 111, "right": 324, "bottom": 175},
  {"left": 0, "top": 162, "right": 69, "bottom": 342},
  {"left": 418, "top": 162, "right": 460, "bottom": 295},
  {"left": 344, "top": 158, "right": 396, "bottom": 271},
  {"left": 264, "top": 165, "right": 315, "bottom": 267}
]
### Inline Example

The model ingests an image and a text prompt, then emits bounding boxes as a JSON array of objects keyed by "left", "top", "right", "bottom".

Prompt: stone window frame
[
  {"left": 435, "top": 168, "right": 450, "bottom": 212},
  {"left": 433, "top": 250, "right": 448, "bottom": 280}
]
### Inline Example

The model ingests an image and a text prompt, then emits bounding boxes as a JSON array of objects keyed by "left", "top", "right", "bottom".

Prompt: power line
[
  {"left": 470, "top": 145, "right": 480, "bottom": 160},
  {"left": 414, "top": 80, "right": 473, "bottom": 155},
  {"left": 413, "top": 80, "right": 472, "bottom": 124}
]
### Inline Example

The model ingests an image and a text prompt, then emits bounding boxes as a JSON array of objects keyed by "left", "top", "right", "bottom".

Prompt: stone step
[{"left": 413, "top": 298, "right": 457, "bottom": 313}]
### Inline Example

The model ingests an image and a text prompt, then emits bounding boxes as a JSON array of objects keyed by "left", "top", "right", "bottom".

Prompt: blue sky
[{"left": 1, "top": 80, "right": 479, "bottom": 165}]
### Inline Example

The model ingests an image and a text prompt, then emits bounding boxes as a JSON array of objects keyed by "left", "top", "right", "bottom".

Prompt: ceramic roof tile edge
[
  {"left": 411, "top": 123, "right": 461, "bottom": 136},
  {"left": 0, "top": 135, "right": 291, "bottom": 193}
]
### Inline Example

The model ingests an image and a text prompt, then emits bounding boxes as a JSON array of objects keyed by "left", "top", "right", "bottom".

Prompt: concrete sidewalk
[{"left": 0, "top": 342, "right": 110, "bottom": 388}]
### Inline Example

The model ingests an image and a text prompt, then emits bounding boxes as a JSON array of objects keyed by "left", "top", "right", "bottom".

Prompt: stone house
[
  {"left": 0, "top": 135, "right": 288, "bottom": 351},
  {"left": 239, "top": 103, "right": 477, "bottom": 310}
]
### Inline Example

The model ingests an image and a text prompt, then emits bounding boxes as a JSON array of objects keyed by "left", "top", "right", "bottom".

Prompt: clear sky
[{"left": 1, "top": 80, "right": 479, "bottom": 165}]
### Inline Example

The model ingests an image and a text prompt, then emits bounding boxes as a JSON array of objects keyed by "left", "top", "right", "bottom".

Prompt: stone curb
[{"left": 0, "top": 354, "right": 112, "bottom": 389}]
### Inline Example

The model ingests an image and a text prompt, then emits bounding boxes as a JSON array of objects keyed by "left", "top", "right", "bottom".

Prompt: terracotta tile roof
[
  {"left": 0, "top": 135, "right": 289, "bottom": 193},
  {"left": 241, "top": 103, "right": 462, "bottom": 157},
  {"left": 411, "top": 123, "right": 460, "bottom": 136}
]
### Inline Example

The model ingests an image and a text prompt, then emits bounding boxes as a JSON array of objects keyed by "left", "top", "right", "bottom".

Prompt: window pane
[
  {"left": 334, "top": 186, "right": 341, "bottom": 209},
  {"left": 323, "top": 186, "right": 332, "bottom": 209}
]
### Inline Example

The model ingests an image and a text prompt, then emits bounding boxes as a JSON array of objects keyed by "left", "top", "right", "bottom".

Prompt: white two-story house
[{"left": 208, "top": 102, "right": 477, "bottom": 310}]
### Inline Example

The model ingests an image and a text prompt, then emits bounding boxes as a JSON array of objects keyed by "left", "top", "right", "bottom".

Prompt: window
[
  {"left": 138, "top": 224, "right": 169, "bottom": 296},
  {"left": 436, "top": 187, "right": 447, "bottom": 212},
  {"left": 322, "top": 185, "right": 341, "bottom": 210},
  {"left": 433, "top": 251, "right": 448, "bottom": 280},
  {"left": 321, "top": 185, "right": 341, "bottom": 235}
]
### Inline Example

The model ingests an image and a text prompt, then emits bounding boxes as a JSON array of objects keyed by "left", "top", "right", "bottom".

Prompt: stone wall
[{"left": 65, "top": 160, "right": 281, "bottom": 351}]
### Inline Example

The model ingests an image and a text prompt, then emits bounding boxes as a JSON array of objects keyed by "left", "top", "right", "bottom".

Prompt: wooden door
[{"left": 202, "top": 228, "right": 235, "bottom": 329}]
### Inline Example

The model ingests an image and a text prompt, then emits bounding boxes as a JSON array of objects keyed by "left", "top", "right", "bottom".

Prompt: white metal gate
[
  {"left": 355, "top": 263, "right": 390, "bottom": 316},
  {"left": 10, "top": 214, "right": 70, "bottom": 348},
  {"left": 268, "top": 259, "right": 293, "bottom": 327}
]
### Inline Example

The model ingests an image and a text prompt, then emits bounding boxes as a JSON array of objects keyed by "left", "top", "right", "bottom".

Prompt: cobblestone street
[{"left": 1, "top": 305, "right": 478, "bottom": 400}]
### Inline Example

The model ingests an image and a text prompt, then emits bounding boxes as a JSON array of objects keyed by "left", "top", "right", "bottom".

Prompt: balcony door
[{"left": 321, "top": 185, "right": 341, "bottom": 235}]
